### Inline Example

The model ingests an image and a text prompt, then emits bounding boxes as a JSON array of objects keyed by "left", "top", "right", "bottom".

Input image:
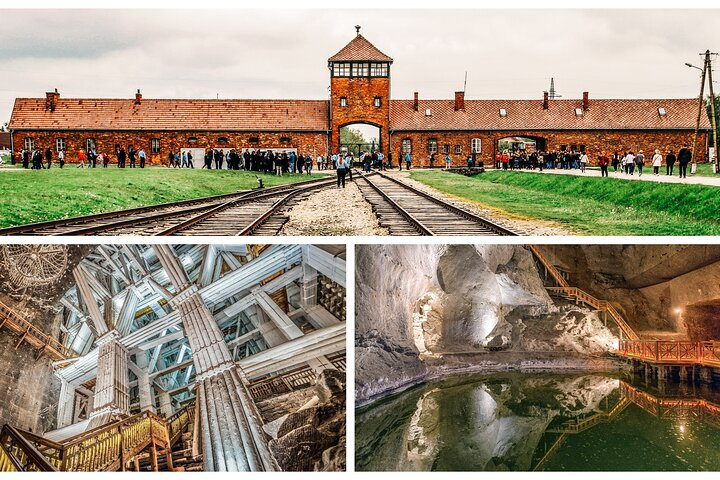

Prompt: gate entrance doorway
[{"left": 339, "top": 123, "right": 380, "bottom": 161}]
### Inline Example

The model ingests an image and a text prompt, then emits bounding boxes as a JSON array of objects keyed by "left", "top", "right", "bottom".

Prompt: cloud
[{"left": 1, "top": 8, "right": 717, "bottom": 122}]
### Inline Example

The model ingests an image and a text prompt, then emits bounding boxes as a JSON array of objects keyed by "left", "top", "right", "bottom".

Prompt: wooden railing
[
  {"left": 0, "top": 299, "right": 76, "bottom": 361},
  {"left": 620, "top": 382, "right": 720, "bottom": 428},
  {"left": 546, "top": 286, "right": 639, "bottom": 341},
  {"left": 0, "top": 404, "right": 195, "bottom": 472},
  {"left": 618, "top": 340, "right": 720, "bottom": 367},
  {"left": 247, "top": 354, "right": 346, "bottom": 401},
  {"left": 527, "top": 245, "right": 570, "bottom": 288}
]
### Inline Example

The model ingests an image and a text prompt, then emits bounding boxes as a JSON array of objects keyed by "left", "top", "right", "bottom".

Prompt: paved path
[{"left": 493, "top": 166, "right": 720, "bottom": 187}]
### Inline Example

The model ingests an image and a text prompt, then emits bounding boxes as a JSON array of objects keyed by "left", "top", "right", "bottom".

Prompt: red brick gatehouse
[{"left": 8, "top": 30, "right": 712, "bottom": 167}]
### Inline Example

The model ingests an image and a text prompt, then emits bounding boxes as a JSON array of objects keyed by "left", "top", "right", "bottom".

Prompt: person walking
[
  {"left": 336, "top": 153, "right": 347, "bottom": 188},
  {"left": 611, "top": 151, "right": 620, "bottom": 172},
  {"left": 174, "top": 151, "right": 180, "bottom": 169},
  {"left": 128, "top": 146, "right": 137, "bottom": 168},
  {"left": 445, "top": 152, "right": 451, "bottom": 169},
  {"left": 598, "top": 152, "right": 609, "bottom": 177},
  {"left": 579, "top": 151, "right": 588, "bottom": 173},
  {"left": 652, "top": 149, "right": 662, "bottom": 176},
  {"left": 677, "top": 144, "right": 692, "bottom": 178},
  {"left": 21, "top": 149, "right": 29, "bottom": 169},
  {"left": 666, "top": 149, "right": 676, "bottom": 176},
  {"left": 58, "top": 149, "right": 65, "bottom": 168},
  {"left": 624, "top": 152, "right": 635, "bottom": 175},
  {"left": 138, "top": 148, "right": 146, "bottom": 168},
  {"left": 635, "top": 150, "right": 645, "bottom": 176},
  {"left": 405, "top": 151, "right": 411, "bottom": 170},
  {"left": 345, "top": 153, "right": 354, "bottom": 181},
  {"left": 429, "top": 152, "right": 435, "bottom": 169},
  {"left": 45, "top": 147, "right": 52, "bottom": 169},
  {"left": 305, "top": 154, "right": 313, "bottom": 175},
  {"left": 77, "top": 148, "right": 86, "bottom": 168},
  {"left": 181, "top": 151, "right": 188, "bottom": 168}
]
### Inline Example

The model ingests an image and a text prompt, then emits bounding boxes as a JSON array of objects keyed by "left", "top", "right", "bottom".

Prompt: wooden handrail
[
  {"left": 618, "top": 340, "right": 720, "bottom": 367},
  {"left": 0, "top": 299, "right": 75, "bottom": 361},
  {"left": 1, "top": 403, "right": 195, "bottom": 472},
  {"left": 527, "top": 245, "right": 569, "bottom": 288},
  {"left": 546, "top": 286, "right": 640, "bottom": 341},
  {"left": 0, "top": 425, "right": 57, "bottom": 472}
]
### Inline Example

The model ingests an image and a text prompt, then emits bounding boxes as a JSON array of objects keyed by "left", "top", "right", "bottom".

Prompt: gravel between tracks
[{"left": 278, "top": 181, "right": 389, "bottom": 236}]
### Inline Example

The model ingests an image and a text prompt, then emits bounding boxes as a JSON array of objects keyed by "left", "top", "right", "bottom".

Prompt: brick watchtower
[{"left": 328, "top": 26, "right": 393, "bottom": 156}]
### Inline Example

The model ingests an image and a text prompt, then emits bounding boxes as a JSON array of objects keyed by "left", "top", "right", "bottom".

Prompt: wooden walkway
[
  {"left": 0, "top": 299, "right": 74, "bottom": 361},
  {"left": 618, "top": 340, "right": 720, "bottom": 367}
]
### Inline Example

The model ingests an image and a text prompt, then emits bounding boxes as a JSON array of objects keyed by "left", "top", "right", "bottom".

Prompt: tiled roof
[
  {"left": 328, "top": 34, "right": 393, "bottom": 63},
  {"left": 9, "top": 98, "right": 329, "bottom": 131},
  {"left": 390, "top": 98, "right": 711, "bottom": 131}
]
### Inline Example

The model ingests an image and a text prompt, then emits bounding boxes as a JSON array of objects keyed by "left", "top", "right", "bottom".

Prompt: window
[
  {"left": 24, "top": 138, "right": 35, "bottom": 150},
  {"left": 574, "top": 107, "right": 584, "bottom": 116},
  {"left": 280, "top": 137, "right": 291, "bottom": 144},
  {"left": 471, "top": 138, "right": 481, "bottom": 154},
  {"left": 442, "top": 144, "right": 449, "bottom": 155},
  {"left": 332, "top": 63, "right": 350, "bottom": 77},
  {"left": 402, "top": 138, "right": 412, "bottom": 154},
  {"left": 188, "top": 137, "right": 198, "bottom": 144},
  {"left": 55, "top": 138, "right": 66, "bottom": 152},
  {"left": 370, "top": 63, "right": 388, "bottom": 77},
  {"left": 658, "top": 107, "right": 667, "bottom": 116},
  {"left": 425, "top": 108, "right": 432, "bottom": 116},
  {"left": 86, "top": 138, "right": 96, "bottom": 152},
  {"left": 428, "top": 139, "right": 438, "bottom": 154},
  {"left": 218, "top": 137, "right": 229, "bottom": 145},
  {"left": 499, "top": 108, "right": 507, "bottom": 117},
  {"left": 340, "top": 97, "right": 348, "bottom": 108},
  {"left": 374, "top": 97, "right": 382, "bottom": 107},
  {"left": 560, "top": 145, "right": 567, "bottom": 152},
  {"left": 351, "top": 62, "right": 369, "bottom": 77},
  {"left": 571, "top": 144, "right": 578, "bottom": 152},
  {"left": 151, "top": 138, "right": 160, "bottom": 154},
  {"left": 248, "top": 137, "right": 259, "bottom": 144},
  {"left": 455, "top": 144, "right": 462, "bottom": 154}
]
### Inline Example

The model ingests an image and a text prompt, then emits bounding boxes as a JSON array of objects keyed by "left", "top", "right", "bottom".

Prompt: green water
[{"left": 355, "top": 372, "right": 720, "bottom": 471}]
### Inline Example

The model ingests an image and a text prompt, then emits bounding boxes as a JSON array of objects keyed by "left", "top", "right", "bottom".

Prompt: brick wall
[
  {"left": 12, "top": 130, "right": 330, "bottom": 165},
  {"left": 389, "top": 129, "right": 709, "bottom": 167},
  {"left": 330, "top": 76, "right": 390, "bottom": 155}
]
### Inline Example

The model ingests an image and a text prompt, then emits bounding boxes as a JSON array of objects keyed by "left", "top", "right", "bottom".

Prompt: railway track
[
  {"left": 0, "top": 176, "right": 334, "bottom": 236},
  {"left": 355, "top": 171, "right": 518, "bottom": 236}
]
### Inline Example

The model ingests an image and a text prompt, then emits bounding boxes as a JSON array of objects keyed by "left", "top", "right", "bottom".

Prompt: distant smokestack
[
  {"left": 46, "top": 88, "right": 59, "bottom": 112},
  {"left": 582, "top": 91, "right": 589, "bottom": 111},
  {"left": 135, "top": 89, "right": 142, "bottom": 105},
  {"left": 543, "top": 91, "right": 549, "bottom": 110},
  {"left": 454, "top": 91, "right": 465, "bottom": 111},
  {"left": 413, "top": 92, "right": 419, "bottom": 111}
]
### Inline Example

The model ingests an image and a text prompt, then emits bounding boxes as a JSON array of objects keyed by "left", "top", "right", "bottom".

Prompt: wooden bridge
[
  {"left": 617, "top": 340, "right": 720, "bottom": 367},
  {"left": 0, "top": 299, "right": 75, "bottom": 362}
]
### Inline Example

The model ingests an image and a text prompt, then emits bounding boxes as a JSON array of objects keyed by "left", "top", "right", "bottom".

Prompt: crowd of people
[{"left": 490, "top": 145, "right": 695, "bottom": 179}]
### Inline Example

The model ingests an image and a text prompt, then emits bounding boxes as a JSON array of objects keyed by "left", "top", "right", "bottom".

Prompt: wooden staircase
[
  {"left": 527, "top": 245, "right": 640, "bottom": 342},
  {"left": 0, "top": 404, "right": 196, "bottom": 472}
]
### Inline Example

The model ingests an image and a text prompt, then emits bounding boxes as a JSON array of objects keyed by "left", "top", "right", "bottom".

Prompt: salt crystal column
[
  {"left": 154, "top": 245, "right": 278, "bottom": 472},
  {"left": 135, "top": 353, "right": 156, "bottom": 413},
  {"left": 88, "top": 330, "right": 129, "bottom": 428},
  {"left": 56, "top": 379, "right": 76, "bottom": 428},
  {"left": 300, "top": 263, "right": 318, "bottom": 309}
]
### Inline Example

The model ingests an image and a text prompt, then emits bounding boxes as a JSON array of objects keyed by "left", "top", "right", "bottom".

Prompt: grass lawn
[
  {"left": 409, "top": 170, "right": 720, "bottom": 235},
  {"left": 0, "top": 166, "right": 323, "bottom": 228},
  {"left": 587, "top": 162, "right": 719, "bottom": 177}
]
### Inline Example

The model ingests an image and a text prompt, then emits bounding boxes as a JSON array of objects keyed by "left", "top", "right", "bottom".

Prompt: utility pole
[
  {"left": 688, "top": 50, "right": 718, "bottom": 171},
  {"left": 705, "top": 51, "right": 718, "bottom": 172}
]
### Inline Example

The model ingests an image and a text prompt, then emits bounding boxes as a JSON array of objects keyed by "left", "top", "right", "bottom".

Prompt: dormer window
[
  {"left": 658, "top": 107, "right": 667, "bottom": 116},
  {"left": 425, "top": 108, "right": 432, "bottom": 116},
  {"left": 499, "top": 108, "right": 507, "bottom": 117},
  {"left": 575, "top": 108, "right": 584, "bottom": 117}
]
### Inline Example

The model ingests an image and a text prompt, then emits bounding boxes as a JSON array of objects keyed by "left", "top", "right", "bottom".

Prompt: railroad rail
[
  {"left": 618, "top": 340, "right": 720, "bottom": 367},
  {"left": 0, "top": 176, "right": 331, "bottom": 236},
  {"left": 355, "top": 171, "right": 518, "bottom": 236}
]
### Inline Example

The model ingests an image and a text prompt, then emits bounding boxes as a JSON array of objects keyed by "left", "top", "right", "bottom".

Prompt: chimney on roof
[
  {"left": 135, "top": 89, "right": 142, "bottom": 105},
  {"left": 413, "top": 92, "right": 419, "bottom": 112},
  {"left": 543, "top": 91, "right": 549, "bottom": 110},
  {"left": 583, "top": 91, "right": 589, "bottom": 111},
  {"left": 45, "top": 88, "right": 59, "bottom": 112},
  {"left": 454, "top": 91, "right": 465, "bottom": 111}
]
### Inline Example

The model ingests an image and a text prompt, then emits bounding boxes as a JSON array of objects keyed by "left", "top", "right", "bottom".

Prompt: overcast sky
[{"left": 1, "top": 8, "right": 718, "bottom": 123}]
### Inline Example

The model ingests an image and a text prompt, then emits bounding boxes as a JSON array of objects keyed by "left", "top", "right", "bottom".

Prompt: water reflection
[{"left": 355, "top": 372, "right": 720, "bottom": 471}]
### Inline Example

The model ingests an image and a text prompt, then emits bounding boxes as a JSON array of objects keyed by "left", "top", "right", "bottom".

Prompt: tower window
[
  {"left": 351, "top": 62, "right": 369, "bottom": 77},
  {"left": 370, "top": 63, "right": 388, "bottom": 77},
  {"left": 428, "top": 139, "right": 438, "bottom": 154},
  {"left": 374, "top": 97, "right": 382, "bottom": 107},
  {"left": 333, "top": 63, "right": 350, "bottom": 77},
  {"left": 471, "top": 138, "right": 481, "bottom": 154},
  {"left": 151, "top": 138, "right": 160, "bottom": 154},
  {"left": 455, "top": 144, "right": 462, "bottom": 154},
  {"left": 55, "top": 138, "right": 66, "bottom": 152},
  {"left": 24, "top": 138, "right": 35, "bottom": 151},
  {"left": 340, "top": 97, "right": 348, "bottom": 107}
]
